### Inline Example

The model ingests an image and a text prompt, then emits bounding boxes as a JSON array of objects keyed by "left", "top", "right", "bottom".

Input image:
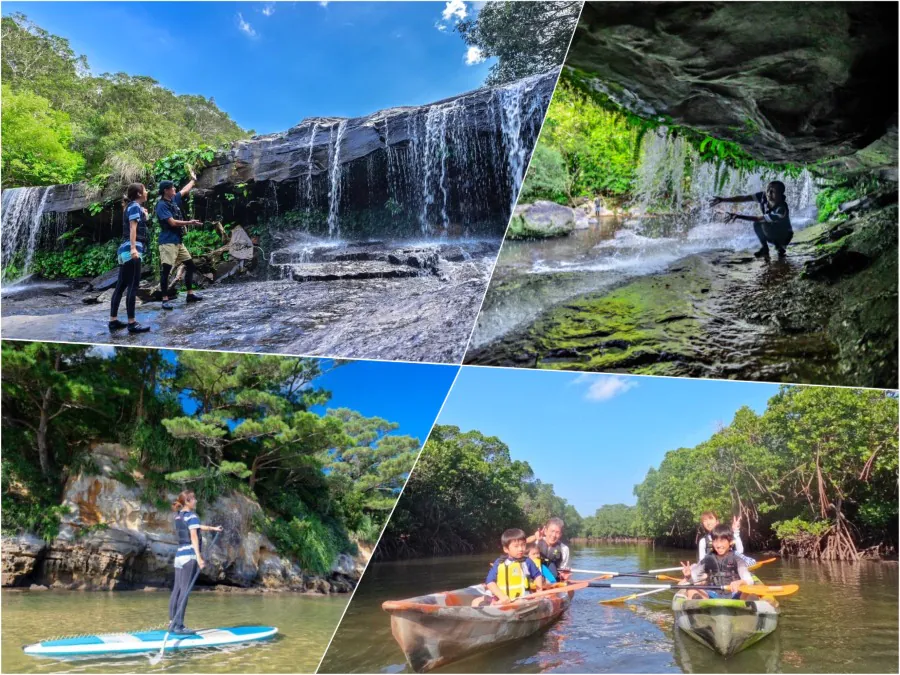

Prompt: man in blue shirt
[
  {"left": 156, "top": 170, "right": 203, "bottom": 309},
  {"left": 710, "top": 181, "right": 793, "bottom": 259}
]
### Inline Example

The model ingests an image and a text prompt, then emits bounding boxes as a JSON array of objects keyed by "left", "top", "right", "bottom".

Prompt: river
[
  {"left": 318, "top": 543, "right": 898, "bottom": 674},
  {"left": 1, "top": 590, "right": 346, "bottom": 674}
]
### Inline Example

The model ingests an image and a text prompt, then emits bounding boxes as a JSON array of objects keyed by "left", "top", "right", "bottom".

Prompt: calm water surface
[
  {"left": 2, "top": 590, "right": 346, "bottom": 673},
  {"left": 319, "top": 544, "right": 898, "bottom": 674}
]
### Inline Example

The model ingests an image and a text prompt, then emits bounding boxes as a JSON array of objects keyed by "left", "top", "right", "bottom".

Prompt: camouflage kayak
[
  {"left": 382, "top": 584, "right": 572, "bottom": 672},
  {"left": 672, "top": 590, "right": 779, "bottom": 657}
]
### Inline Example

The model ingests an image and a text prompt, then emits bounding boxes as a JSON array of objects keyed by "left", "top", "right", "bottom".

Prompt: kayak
[
  {"left": 673, "top": 589, "right": 778, "bottom": 657},
  {"left": 383, "top": 584, "right": 572, "bottom": 672},
  {"left": 23, "top": 625, "right": 278, "bottom": 657}
]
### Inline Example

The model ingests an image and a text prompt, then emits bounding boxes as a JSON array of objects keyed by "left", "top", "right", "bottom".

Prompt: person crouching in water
[
  {"left": 473, "top": 528, "right": 544, "bottom": 606},
  {"left": 169, "top": 490, "right": 222, "bottom": 634},
  {"left": 709, "top": 180, "right": 792, "bottom": 259},
  {"left": 109, "top": 183, "right": 151, "bottom": 333},
  {"left": 681, "top": 524, "right": 755, "bottom": 600},
  {"left": 155, "top": 172, "right": 203, "bottom": 310}
]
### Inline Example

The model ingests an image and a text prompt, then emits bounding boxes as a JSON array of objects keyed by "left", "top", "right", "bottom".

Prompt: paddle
[
  {"left": 571, "top": 566, "right": 684, "bottom": 577},
  {"left": 586, "top": 581, "right": 799, "bottom": 597},
  {"left": 495, "top": 576, "right": 606, "bottom": 607},
  {"left": 149, "top": 529, "right": 221, "bottom": 666},
  {"left": 588, "top": 557, "right": 780, "bottom": 600}
]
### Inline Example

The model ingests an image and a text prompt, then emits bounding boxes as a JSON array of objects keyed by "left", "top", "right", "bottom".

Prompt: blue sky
[
  {"left": 4, "top": 1, "right": 495, "bottom": 134},
  {"left": 312, "top": 359, "right": 456, "bottom": 442},
  {"left": 437, "top": 368, "right": 782, "bottom": 516}
]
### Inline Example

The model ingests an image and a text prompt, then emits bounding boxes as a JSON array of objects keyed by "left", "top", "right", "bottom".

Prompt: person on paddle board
[
  {"left": 170, "top": 490, "right": 222, "bottom": 634},
  {"left": 528, "top": 517, "right": 571, "bottom": 583},
  {"left": 709, "top": 181, "right": 793, "bottom": 259},
  {"left": 473, "top": 528, "right": 544, "bottom": 606},
  {"left": 698, "top": 511, "right": 756, "bottom": 566},
  {"left": 681, "top": 524, "right": 756, "bottom": 599}
]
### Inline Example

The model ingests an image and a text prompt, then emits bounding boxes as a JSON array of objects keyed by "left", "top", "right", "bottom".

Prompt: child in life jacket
[
  {"left": 681, "top": 524, "right": 755, "bottom": 599},
  {"left": 473, "top": 528, "right": 544, "bottom": 606},
  {"left": 698, "top": 511, "right": 756, "bottom": 566}
]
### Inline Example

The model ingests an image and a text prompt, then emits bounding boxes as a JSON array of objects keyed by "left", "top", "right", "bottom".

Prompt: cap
[{"left": 158, "top": 180, "right": 175, "bottom": 195}]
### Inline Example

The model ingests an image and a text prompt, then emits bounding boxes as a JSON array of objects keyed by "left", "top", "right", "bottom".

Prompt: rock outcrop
[
  {"left": 569, "top": 2, "right": 898, "bottom": 170},
  {"left": 1, "top": 444, "right": 367, "bottom": 592},
  {"left": 508, "top": 201, "right": 576, "bottom": 238}
]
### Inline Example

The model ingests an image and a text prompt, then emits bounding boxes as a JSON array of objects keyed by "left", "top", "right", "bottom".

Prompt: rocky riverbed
[
  {"left": 0, "top": 238, "right": 499, "bottom": 363},
  {"left": 1, "top": 444, "right": 367, "bottom": 593},
  {"left": 467, "top": 200, "right": 897, "bottom": 388}
]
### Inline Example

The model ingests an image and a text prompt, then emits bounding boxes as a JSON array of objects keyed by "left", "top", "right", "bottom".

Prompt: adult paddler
[{"left": 528, "top": 517, "right": 571, "bottom": 583}]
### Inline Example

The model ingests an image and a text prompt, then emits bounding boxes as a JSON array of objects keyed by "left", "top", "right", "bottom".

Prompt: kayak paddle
[
  {"left": 149, "top": 529, "right": 221, "bottom": 665},
  {"left": 587, "top": 581, "right": 799, "bottom": 597},
  {"left": 597, "top": 557, "right": 780, "bottom": 605},
  {"left": 571, "top": 566, "right": 684, "bottom": 577}
]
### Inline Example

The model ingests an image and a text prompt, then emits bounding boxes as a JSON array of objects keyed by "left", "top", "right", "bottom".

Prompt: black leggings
[
  {"left": 160, "top": 259, "right": 197, "bottom": 299},
  {"left": 110, "top": 258, "right": 141, "bottom": 321},
  {"left": 168, "top": 559, "right": 198, "bottom": 629}
]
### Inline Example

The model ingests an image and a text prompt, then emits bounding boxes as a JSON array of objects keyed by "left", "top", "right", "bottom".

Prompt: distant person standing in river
[
  {"left": 156, "top": 169, "right": 203, "bottom": 310},
  {"left": 169, "top": 490, "right": 222, "bottom": 634},
  {"left": 109, "top": 183, "right": 151, "bottom": 334},
  {"left": 710, "top": 180, "right": 793, "bottom": 259}
]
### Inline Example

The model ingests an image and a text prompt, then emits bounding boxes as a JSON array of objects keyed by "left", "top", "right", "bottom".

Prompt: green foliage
[
  {"left": 1, "top": 13, "right": 247, "bottom": 186},
  {"left": 182, "top": 227, "right": 225, "bottom": 258},
  {"left": 519, "top": 144, "right": 570, "bottom": 204},
  {"left": 377, "top": 425, "right": 578, "bottom": 559},
  {"left": 1, "top": 454, "right": 70, "bottom": 540},
  {"left": 27, "top": 239, "right": 118, "bottom": 279},
  {"left": 633, "top": 387, "right": 898, "bottom": 555},
  {"left": 262, "top": 512, "right": 342, "bottom": 576},
  {"left": 815, "top": 186, "right": 858, "bottom": 222},
  {"left": 456, "top": 1, "right": 581, "bottom": 86},
  {"left": 1, "top": 83, "right": 84, "bottom": 187},
  {"left": 582, "top": 504, "right": 641, "bottom": 538}
]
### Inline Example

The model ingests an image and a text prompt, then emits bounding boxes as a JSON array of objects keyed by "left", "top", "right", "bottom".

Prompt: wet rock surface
[
  {"left": 0, "top": 445, "right": 368, "bottom": 592},
  {"left": 569, "top": 2, "right": 899, "bottom": 168},
  {"left": 1, "top": 239, "right": 500, "bottom": 364},
  {"left": 508, "top": 201, "right": 576, "bottom": 238},
  {"left": 467, "top": 203, "right": 897, "bottom": 388}
]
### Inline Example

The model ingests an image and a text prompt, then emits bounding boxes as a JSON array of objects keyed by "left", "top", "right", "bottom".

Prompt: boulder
[
  {"left": 1, "top": 533, "right": 48, "bottom": 586},
  {"left": 511, "top": 201, "right": 576, "bottom": 237}
]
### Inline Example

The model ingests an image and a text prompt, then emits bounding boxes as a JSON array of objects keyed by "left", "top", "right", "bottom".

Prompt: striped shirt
[
  {"left": 174, "top": 510, "right": 201, "bottom": 569},
  {"left": 754, "top": 192, "right": 791, "bottom": 232}
]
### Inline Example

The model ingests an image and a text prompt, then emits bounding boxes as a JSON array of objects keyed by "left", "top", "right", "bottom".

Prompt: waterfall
[
  {"left": 419, "top": 101, "right": 460, "bottom": 234},
  {"left": 631, "top": 127, "right": 817, "bottom": 231},
  {"left": 1, "top": 185, "right": 53, "bottom": 279},
  {"left": 304, "top": 122, "right": 319, "bottom": 212},
  {"left": 327, "top": 119, "right": 348, "bottom": 236}
]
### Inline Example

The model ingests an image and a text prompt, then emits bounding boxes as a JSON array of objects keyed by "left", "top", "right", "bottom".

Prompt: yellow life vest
[{"left": 496, "top": 559, "right": 533, "bottom": 600}]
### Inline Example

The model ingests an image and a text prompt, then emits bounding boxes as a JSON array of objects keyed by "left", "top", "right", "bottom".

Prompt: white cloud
[
  {"left": 442, "top": 0, "right": 467, "bottom": 22},
  {"left": 577, "top": 374, "right": 638, "bottom": 402},
  {"left": 319, "top": 1, "right": 329, "bottom": 6},
  {"left": 89, "top": 345, "right": 117, "bottom": 359},
  {"left": 261, "top": 4, "right": 275, "bottom": 16},
  {"left": 464, "top": 45, "right": 486, "bottom": 65},
  {"left": 237, "top": 13, "right": 257, "bottom": 38}
]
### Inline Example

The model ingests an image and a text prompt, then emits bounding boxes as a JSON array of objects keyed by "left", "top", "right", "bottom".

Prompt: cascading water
[
  {"left": 1, "top": 186, "right": 53, "bottom": 280},
  {"left": 303, "top": 122, "right": 320, "bottom": 212},
  {"left": 326, "top": 119, "right": 348, "bottom": 236},
  {"left": 297, "top": 72, "right": 551, "bottom": 238}
]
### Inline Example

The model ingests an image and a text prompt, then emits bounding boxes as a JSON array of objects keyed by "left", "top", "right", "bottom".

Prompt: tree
[
  {"left": 519, "top": 143, "right": 571, "bottom": 204},
  {"left": 322, "top": 408, "right": 420, "bottom": 531},
  {"left": 1, "top": 85, "right": 84, "bottom": 187},
  {"left": 456, "top": 1, "right": 582, "bottom": 85},
  {"left": 0, "top": 342, "right": 110, "bottom": 476}
]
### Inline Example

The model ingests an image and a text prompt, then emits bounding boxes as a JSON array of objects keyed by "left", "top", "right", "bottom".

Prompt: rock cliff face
[
  {"left": 1, "top": 445, "right": 365, "bottom": 592},
  {"left": 569, "top": 2, "right": 898, "bottom": 171}
]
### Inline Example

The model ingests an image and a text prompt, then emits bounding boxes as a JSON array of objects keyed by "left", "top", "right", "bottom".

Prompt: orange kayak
[{"left": 382, "top": 584, "right": 572, "bottom": 672}]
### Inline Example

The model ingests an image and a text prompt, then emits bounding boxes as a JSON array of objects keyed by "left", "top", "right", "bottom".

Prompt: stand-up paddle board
[{"left": 23, "top": 625, "right": 278, "bottom": 657}]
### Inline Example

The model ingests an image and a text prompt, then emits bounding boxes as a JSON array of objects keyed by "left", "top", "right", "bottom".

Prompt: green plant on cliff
[{"left": 519, "top": 144, "right": 571, "bottom": 205}]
